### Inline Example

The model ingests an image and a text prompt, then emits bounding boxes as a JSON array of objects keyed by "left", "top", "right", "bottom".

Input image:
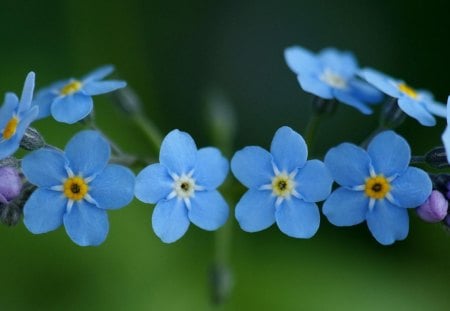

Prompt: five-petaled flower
[
  {"left": 323, "top": 131, "right": 432, "bottom": 245},
  {"left": 231, "top": 126, "right": 333, "bottom": 238},
  {"left": 134, "top": 129, "right": 229, "bottom": 243},
  {"left": 441, "top": 96, "right": 450, "bottom": 162},
  {"left": 359, "top": 68, "right": 446, "bottom": 126},
  {"left": 32, "top": 65, "right": 126, "bottom": 124},
  {"left": 284, "top": 46, "right": 383, "bottom": 114},
  {"left": 0, "top": 72, "right": 38, "bottom": 159},
  {"left": 22, "top": 130, "right": 135, "bottom": 246}
]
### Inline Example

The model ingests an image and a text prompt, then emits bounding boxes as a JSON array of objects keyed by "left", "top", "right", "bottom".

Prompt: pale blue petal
[
  {"left": 270, "top": 126, "right": 307, "bottom": 172},
  {"left": 19, "top": 72, "right": 35, "bottom": 110},
  {"left": 443, "top": 125, "right": 450, "bottom": 164},
  {"left": 367, "top": 131, "right": 410, "bottom": 177},
  {"left": 275, "top": 197, "right": 320, "bottom": 238},
  {"left": 135, "top": 163, "right": 173, "bottom": 204},
  {"left": 51, "top": 93, "right": 93, "bottom": 124},
  {"left": 188, "top": 190, "right": 229, "bottom": 230},
  {"left": 23, "top": 189, "right": 66, "bottom": 234},
  {"left": 295, "top": 159, "right": 333, "bottom": 202},
  {"left": 324, "top": 143, "right": 370, "bottom": 187},
  {"left": 348, "top": 79, "right": 384, "bottom": 104},
  {"left": 359, "top": 68, "right": 400, "bottom": 98},
  {"left": 82, "top": 65, "right": 115, "bottom": 83},
  {"left": 63, "top": 200, "right": 109, "bottom": 246},
  {"left": 33, "top": 81, "right": 66, "bottom": 119},
  {"left": 235, "top": 189, "right": 276, "bottom": 232},
  {"left": 322, "top": 187, "right": 368, "bottom": 226},
  {"left": 89, "top": 164, "right": 135, "bottom": 209},
  {"left": 319, "top": 48, "right": 358, "bottom": 78},
  {"left": 425, "top": 100, "right": 446, "bottom": 118},
  {"left": 390, "top": 167, "right": 432, "bottom": 208},
  {"left": 0, "top": 136, "right": 21, "bottom": 159},
  {"left": 65, "top": 130, "right": 110, "bottom": 177},
  {"left": 83, "top": 80, "right": 127, "bottom": 96},
  {"left": 366, "top": 199, "right": 409, "bottom": 245},
  {"left": 231, "top": 146, "right": 273, "bottom": 189},
  {"left": 193, "top": 147, "right": 228, "bottom": 190},
  {"left": 17, "top": 105, "right": 38, "bottom": 130},
  {"left": 297, "top": 75, "right": 333, "bottom": 99},
  {"left": 152, "top": 199, "right": 190, "bottom": 243},
  {"left": 333, "top": 89, "right": 373, "bottom": 114},
  {"left": 0, "top": 93, "right": 18, "bottom": 128},
  {"left": 159, "top": 129, "right": 197, "bottom": 175},
  {"left": 22, "top": 149, "right": 68, "bottom": 187},
  {"left": 284, "top": 46, "right": 321, "bottom": 75},
  {"left": 397, "top": 96, "right": 435, "bottom": 126}
]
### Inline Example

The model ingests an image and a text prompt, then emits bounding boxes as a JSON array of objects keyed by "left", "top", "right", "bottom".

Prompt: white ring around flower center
[
  {"left": 173, "top": 174, "right": 196, "bottom": 199},
  {"left": 320, "top": 69, "right": 347, "bottom": 89},
  {"left": 260, "top": 165, "right": 300, "bottom": 207}
]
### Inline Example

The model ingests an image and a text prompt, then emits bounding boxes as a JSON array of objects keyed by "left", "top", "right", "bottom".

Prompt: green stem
[
  {"left": 360, "top": 125, "right": 387, "bottom": 149},
  {"left": 132, "top": 114, "right": 163, "bottom": 155},
  {"left": 304, "top": 113, "right": 322, "bottom": 150}
]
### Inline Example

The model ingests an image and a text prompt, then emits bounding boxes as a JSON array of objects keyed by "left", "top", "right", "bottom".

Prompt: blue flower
[
  {"left": 323, "top": 131, "right": 432, "bottom": 245},
  {"left": 33, "top": 65, "right": 126, "bottom": 124},
  {"left": 134, "top": 129, "right": 229, "bottom": 243},
  {"left": 0, "top": 72, "right": 38, "bottom": 159},
  {"left": 441, "top": 96, "right": 450, "bottom": 162},
  {"left": 284, "top": 46, "right": 383, "bottom": 114},
  {"left": 21, "top": 130, "right": 135, "bottom": 246},
  {"left": 231, "top": 126, "right": 333, "bottom": 238},
  {"left": 360, "top": 68, "right": 446, "bottom": 126}
]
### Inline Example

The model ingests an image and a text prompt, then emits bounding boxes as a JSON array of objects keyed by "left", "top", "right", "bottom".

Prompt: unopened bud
[
  {"left": 416, "top": 190, "right": 448, "bottom": 223},
  {"left": 0, "top": 166, "right": 22, "bottom": 204},
  {"left": 0, "top": 157, "right": 20, "bottom": 168},
  {"left": 424, "top": 147, "right": 449, "bottom": 169},
  {"left": 20, "top": 127, "right": 45, "bottom": 151}
]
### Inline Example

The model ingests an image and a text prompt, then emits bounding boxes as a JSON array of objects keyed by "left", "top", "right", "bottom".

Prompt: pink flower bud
[
  {"left": 416, "top": 190, "right": 448, "bottom": 223},
  {"left": 0, "top": 167, "right": 22, "bottom": 204}
]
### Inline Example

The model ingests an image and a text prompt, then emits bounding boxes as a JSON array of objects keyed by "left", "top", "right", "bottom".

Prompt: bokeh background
[{"left": 1, "top": 0, "right": 449, "bottom": 310}]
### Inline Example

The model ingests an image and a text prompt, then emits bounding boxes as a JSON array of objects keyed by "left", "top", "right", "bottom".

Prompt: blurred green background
[{"left": 0, "top": 0, "right": 449, "bottom": 310}]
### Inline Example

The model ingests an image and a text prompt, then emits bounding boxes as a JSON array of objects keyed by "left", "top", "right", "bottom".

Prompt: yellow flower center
[
  {"left": 364, "top": 175, "right": 390, "bottom": 200},
  {"left": 63, "top": 176, "right": 89, "bottom": 201},
  {"left": 2, "top": 116, "right": 19, "bottom": 140},
  {"left": 271, "top": 173, "right": 295, "bottom": 197},
  {"left": 398, "top": 83, "right": 418, "bottom": 99},
  {"left": 60, "top": 80, "right": 82, "bottom": 96}
]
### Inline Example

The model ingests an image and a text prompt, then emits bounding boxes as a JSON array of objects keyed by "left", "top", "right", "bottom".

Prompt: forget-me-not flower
[
  {"left": 360, "top": 68, "right": 446, "bottom": 126},
  {"left": 0, "top": 72, "right": 38, "bottom": 159},
  {"left": 231, "top": 126, "right": 332, "bottom": 238},
  {"left": 134, "top": 129, "right": 229, "bottom": 243},
  {"left": 33, "top": 65, "right": 126, "bottom": 124},
  {"left": 284, "top": 46, "right": 383, "bottom": 114},
  {"left": 22, "top": 130, "right": 135, "bottom": 246},
  {"left": 441, "top": 96, "right": 450, "bottom": 162},
  {"left": 323, "top": 131, "right": 432, "bottom": 245}
]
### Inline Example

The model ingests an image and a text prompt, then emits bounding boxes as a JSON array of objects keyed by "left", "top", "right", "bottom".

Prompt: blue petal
[
  {"left": 319, "top": 48, "right": 358, "bottom": 78},
  {"left": 443, "top": 125, "right": 450, "bottom": 164},
  {"left": 88, "top": 164, "right": 135, "bottom": 209},
  {"left": 83, "top": 80, "right": 127, "bottom": 96},
  {"left": 0, "top": 93, "right": 18, "bottom": 128},
  {"left": 63, "top": 200, "right": 109, "bottom": 246},
  {"left": 64, "top": 130, "right": 110, "bottom": 178},
  {"left": 51, "top": 93, "right": 93, "bottom": 124},
  {"left": 295, "top": 159, "right": 332, "bottom": 202},
  {"left": 135, "top": 163, "right": 173, "bottom": 204},
  {"left": 82, "top": 65, "right": 115, "bottom": 83},
  {"left": 366, "top": 199, "right": 409, "bottom": 245},
  {"left": 22, "top": 148, "right": 68, "bottom": 187},
  {"left": 270, "top": 126, "right": 307, "bottom": 172},
  {"left": 359, "top": 68, "right": 400, "bottom": 98},
  {"left": 152, "top": 199, "right": 190, "bottom": 243},
  {"left": 33, "top": 81, "right": 65, "bottom": 119},
  {"left": 0, "top": 136, "right": 21, "bottom": 159},
  {"left": 367, "top": 131, "right": 410, "bottom": 177},
  {"left": 322, "top": 187, "right": 368, "bottom": 226},
  {"left": 284, "top": 46, "right": 321, "bottom": 76},
  {"left": 231, "top": 146, "right": 273, "bottom": 189},
  {"left": 275, "top": 197, "right": 320, "bottom": 238},
  {"left": 348, "top": 79, "right": 384, "bottom": 104},
  {"left": 193, "top": 147, "right": 229, "bottom": 190},
  {"left": 23, "top": 189, "right": 66, "bottom": 234},
  {"left": 397, "top": 96, "right": 436, "bottom": 126},
  {"left": 297, "top": 75, "right": 333, "bottom": 99},
  {"left": 333, "top": 88, "right": 373, "bottom": 114},
  {"left": 389, "top": 167, "right": 432, "bottom": 208},
  {"left": 188, "top": 190, "right": 229, "bottom": 230},
  {"left": 424, "top": 100, "right": 446, "bottom": 118},
  {"left": 19, "top": 72, "right": 35, "bottom": 110},
  {"left": 324, "top": 143, "right": 370, "bottom": 187},
  {"left": 159, "top": 129, "right": 197, "bottom": 175},
  {"left": 235, "top": 189, "right": 276, "bottom": 232}
]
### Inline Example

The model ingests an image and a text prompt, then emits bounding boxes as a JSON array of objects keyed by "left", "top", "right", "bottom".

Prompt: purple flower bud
[
  {"left": 416, "top": 190, "right": 448, "bottom": 223},
  {"left": 0, "top": 167, "right": 22, "bottom": 204}
]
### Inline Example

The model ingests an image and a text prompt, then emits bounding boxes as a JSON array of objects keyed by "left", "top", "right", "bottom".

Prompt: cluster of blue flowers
[{"left": 0, "top": 45, "right": 449, "bottom": 247}]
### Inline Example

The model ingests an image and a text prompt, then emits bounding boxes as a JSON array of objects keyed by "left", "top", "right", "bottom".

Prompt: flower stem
[
  {"left": 132, "top": 113, "right": 163, "bottom": 156},
  {"left": 304, "top": 112, "right": 321, "bottom": 149}
]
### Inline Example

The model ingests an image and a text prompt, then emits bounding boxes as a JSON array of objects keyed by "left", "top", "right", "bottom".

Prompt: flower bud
[
  {"left": 20, "top": 127, "right": 45, "bottom": 151},
  {"left": 424, "top": 147, "right": 449, "bottom": 169},
  {"left": 416, "top": 190, "right": 448, "bottom": 223},
  {"left": 0, "top": 167, "right": 22, "bottom": 204}
]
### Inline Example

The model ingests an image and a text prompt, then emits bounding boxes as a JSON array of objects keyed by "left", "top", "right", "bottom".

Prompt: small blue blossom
[
  {"left": 284, "top": 46, "right": 383, "bottom": 114},
  {"left": 441, "top": 96, "right": 450, "bottom": 162},
  {"left": 33, "top": 65, "right": 127, "bottom": 124},
  {"left": 22, "top": 130, "right": 135, "bottom": 246},
  {"left": 0, "top": 72, "right": 38, "bottom": 159},
  {"left": 323, "top": 131, "right": 432, "bottom": 245},
  {"left": 134, "top": 129, "right": 229, "bottom": 243},
  {"left": 231, "top": 126, "right": 332, "bottom": 238},
  {"left": 360, "top": 68, "right": 446, "bottom": 126}
]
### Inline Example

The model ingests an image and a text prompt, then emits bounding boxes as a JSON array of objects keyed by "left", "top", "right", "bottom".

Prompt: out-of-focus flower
[
  {"left": 416, "top": 190, "right": 448, "bottom": 223},
  {"left": 441, "top": 96, "right": 450, "bottom": 163}
]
